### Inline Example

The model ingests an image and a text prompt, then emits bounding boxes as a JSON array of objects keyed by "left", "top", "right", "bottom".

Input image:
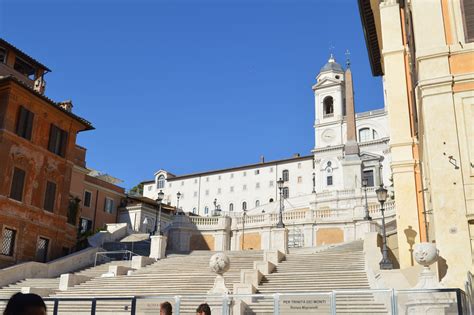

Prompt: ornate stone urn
[
  {"left": 413, "top": 242, "right": 442, "bottom": 289},
  {"left": 208, "top": 253, "right": 230, "bottom": 294}
]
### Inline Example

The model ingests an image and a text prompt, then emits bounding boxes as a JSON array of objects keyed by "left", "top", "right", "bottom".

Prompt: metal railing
[
  {"left": 94, "top": 250, "right": 138, "bottom": 266},
  {"left": 0, "top": 288, "right": 468, "bottom": 315}
]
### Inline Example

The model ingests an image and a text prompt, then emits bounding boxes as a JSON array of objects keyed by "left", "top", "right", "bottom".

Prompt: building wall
[{"left": 0, "top": 81, "right": 87, "bottom": 267}]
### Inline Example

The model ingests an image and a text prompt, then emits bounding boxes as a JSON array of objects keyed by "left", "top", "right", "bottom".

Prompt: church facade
[{"left": 141, "top": 56, "right": 392, "bottom": 224}]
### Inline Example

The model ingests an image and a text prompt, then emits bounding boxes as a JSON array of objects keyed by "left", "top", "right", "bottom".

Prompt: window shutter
[
  {"left": 60, "top": 130, "right": 68, "bottom": 157},
  {"left": 44, "top": 181, "right": 56, "bottom": 212},
  {"left": 25, "top": 110, "right": 34, "bottom": 140},
  {"left": 15, "top": 107, "right": 27, "bottom": 137},
  {"left": 462, "top": 0, "right": 474, "bottom": 42},
  {"left": 48, "top": 125, "right": 58, "bottom": 152},
  {"left": 9, "top": 168, "right": 26, "bottom": 201}
]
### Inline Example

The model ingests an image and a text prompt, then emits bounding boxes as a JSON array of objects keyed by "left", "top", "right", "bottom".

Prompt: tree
[{"left": 129, "top": 183, "right": 144, "bottom": 196}]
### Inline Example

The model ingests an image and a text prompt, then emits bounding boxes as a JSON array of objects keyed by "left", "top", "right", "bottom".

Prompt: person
[
  {"left": 3, "top": 292, "right": 46, "bottom": 315},
  {"left": 196, "top": 303, "right": 211, "bottom": 315},
  {"left": 160, "top": 301, "right": 172, "bottom": 315}
]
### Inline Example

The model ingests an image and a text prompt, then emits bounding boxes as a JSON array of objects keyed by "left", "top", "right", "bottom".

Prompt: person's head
[
  {"left": 195, "top": 303, "right": 211, "bottom": 315},
  {"left": 160, "top": 301, "right": 172, "bottom": 315},
  {"left": 4, "top": 293, "right": 46, "bottom": 315}
]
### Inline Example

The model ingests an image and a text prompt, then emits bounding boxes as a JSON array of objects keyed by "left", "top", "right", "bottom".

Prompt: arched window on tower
[
  {"left": 242, "top": 201, "right": 247, "bottom": 211},
  {"left": 255, "top": 200, "right": 260, "bottom": 207},
  {"left": 359, "top": 128, "right": 371, "bottom": 142},
  {"left": 157, "top": 175, "right": 165, "bottom": 189},
  {"left": 323, "top": 96, "right": 334, "bottom": 117},
  {"left": 229, "top": 203, "right": 234, "bottom": 212}
]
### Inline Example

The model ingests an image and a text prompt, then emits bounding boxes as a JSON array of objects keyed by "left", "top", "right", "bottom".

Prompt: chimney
[
  {"left": 344, "top": 66, "right": 360, "bottom": 156},
  {"left": 260, "top": 155, "right": 265, "bottom": 163},
  {"left": 59, "top": 100, "right": 73, "bottom": 112}
]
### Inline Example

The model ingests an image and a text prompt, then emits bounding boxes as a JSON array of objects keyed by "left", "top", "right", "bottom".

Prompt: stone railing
[{"left": 190, "top": 216, "right": 219, "bottom": 226}]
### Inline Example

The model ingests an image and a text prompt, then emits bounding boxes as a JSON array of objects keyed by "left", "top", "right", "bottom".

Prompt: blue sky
[{"left": 1, "top": 0, "right": 383, "bottom": 189}]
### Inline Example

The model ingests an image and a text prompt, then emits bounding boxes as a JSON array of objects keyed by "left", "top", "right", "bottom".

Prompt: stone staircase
[
  {"left": 0, "top": 241, "right": 391, "bottom": 314},
  {"left": 48, "top": 250, "right": 264, "bottom": 314},
  {"left": 241, "top": 241, "right": 389, "bottom": 314}
]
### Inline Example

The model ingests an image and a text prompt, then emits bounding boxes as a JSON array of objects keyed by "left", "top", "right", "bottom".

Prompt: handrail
[{"left": 94, "top": 250, "right": 139, "bottom": 266}]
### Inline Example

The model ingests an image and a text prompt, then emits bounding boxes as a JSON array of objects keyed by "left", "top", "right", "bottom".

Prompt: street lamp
[
  {"left": 376, "top": 184, "right": 393, "bottom": 269},
  {"left": 154, "top": 190, "right": 164, "bottom": 235},
  {"left": 362, "top": 178, "right": 372, "bottom": 221},
  {"left": 176, "top": 192, "right": 181, "bottom": 214},
  {"left": 276, "top": 178, "right": 285, "bottom": 228}
]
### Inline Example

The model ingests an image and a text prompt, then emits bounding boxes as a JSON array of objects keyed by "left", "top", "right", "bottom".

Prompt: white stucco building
[{"left": 142, "top": 55, "right": 391, "bottom": 219}]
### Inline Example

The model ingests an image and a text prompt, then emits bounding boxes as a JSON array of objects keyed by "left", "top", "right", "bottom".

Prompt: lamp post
[
  {"left": 176, "top": 192, "right": 181, "bottom": 214},
  {"left": 376, "top": 184, "right": 393, "bottom": 269},
  {"left": 276, "top": 178, "right": 285, "bottom": 228},
  {"left": 154, "top": 190, "right": 164, "bottom": 235},
  {"left": 362, "top": 178, "right": 372, "bottom": 221}
]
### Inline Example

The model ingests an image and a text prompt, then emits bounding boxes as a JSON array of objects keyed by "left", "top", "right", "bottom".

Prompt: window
[
  {"left": 363, "top": 170, "right": 375, "bottom": 187},
  {"left": 15, "top": 106, "right": 34, "bottom": 140},
  {"left": 206, "top": 177, "right": 209, "bottom": 182},
  {"left": 83, "top": 190, "right": 92, "bottom": 208},
  {"left": 243, "top": 185, "right": 247, "bottom": 191},
  {"left": 327, "top": 176, "right": 333, "bottom": 186},
  {"left": 255, "top": 200, "right": 260, "bottom": 207},
  {"left": 359, "top": 128, "right": 371, "bottom": 142},
  {"left": 229, "top": 203, "right": 234, "bottom": 212},
  {"left": 218, "top": 175, "right": 221, "bottom": 180},
  {"left": 48, "top": 125, "right": 68, "bottom": 157},
  {"left": 243, "top": 172, "right": 246, "bottom": 177},
  {"left": 35, "top": 237, "right": 49, "bottom": 263},
  {"left": 67, "top": 198, "right": 79, "bottom": 225},
  {"left": 297, "top": 176, "right": 303, "bottom": 183},
  {"left": 323, "top": 96, "right": 334, "bottom": 117},
  {"left": 79, "top": 218, "right": 92, "bottom": 234},
  {"left": 10, "top": 167, "right": 26, "bottom": 202},
  {"left": 255, "top": 170, "right": 260, "bottom": 175},
  {"left": 43, "top": 181, "right": 56, "bottom": 212},
  {"left": 462, "top": 0, "right": 474, "bottom": 42},
  {"left": 204, "top": 206, "right": 209, "bottom": 215},
  {"left": 282, "top": 170, "right": 289, "bottom": 182},
  {"left": 270, "top": 167, "right": 273, "bottom": 173},
  {"left": 1, "top": 228, "right": 16, "bottom": 256},
  {"left": 217, "top": 188, "right": 222, "bottom": 194},
  {"left": 230, "top": 173, "right": 234, "bottom": 178},
  {"left": 194, "top": 191, "right": 198, "bottom": 197},
  {"left": 194, "top": 179, "right": 198, "bottom": 184},
  {"left": 297, "top": 163, "right": 301, "bottom": 169},
  {"left": 181, "top": 181, "right": 184, "bottom": 186},
  {"left": 104, "top": 197, "right": 114, "bottom": 214},
  {"left": 205, "top": 190, "right": 209, "bottom": 196},
  {"left": 192, "top": 208, "right": 197, "bottom": 214},
  {"left": 14, "top": 57, "right": 35, "bottom": 79},
  {"left": 256, "top": 182, "right": 260, "bottom": 189},
  {"left": 0, "top": 47, "right": 6, "bottom": 63},
  {"left": 269, "top": 198, "right": 274, "bottom": 203},
  {"left": 230, "top": 186, "right": 234, "bottom": 192},
  {"left": 242, "top": 202, "right": 247, "bottom": 211},
  {"left": 269, "top": 181, "right": 274, "bottom": 187},
  {"left": 157, "top": 175, "right": 165, "bottom": 189},
  {"left": 282, "top": 187, "right": 289, "bottom": 199},
  {"left": 373, "top": 129, "right": 379, "bottom": 139},
  {"left": 148, "top": 186, "right": 152, "bottom": 191}
]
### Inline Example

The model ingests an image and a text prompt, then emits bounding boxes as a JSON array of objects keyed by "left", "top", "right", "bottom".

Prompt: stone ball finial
[
  {"left": 413, "top": 242, "right": 439, "bottom": 267},
  {"left": 209, "top": 252, "right": 230, "bottom": 275}
]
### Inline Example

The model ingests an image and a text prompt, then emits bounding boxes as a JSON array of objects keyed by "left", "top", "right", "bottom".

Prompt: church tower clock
[{"left": 312, "top": 54, "right": 346, "bottom": 149}]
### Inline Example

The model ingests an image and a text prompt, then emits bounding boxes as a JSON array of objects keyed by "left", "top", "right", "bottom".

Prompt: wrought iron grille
[
  {"left": 0, "top": 228, "right": 16, "bottom": 256},
  {"left": 35, "top": 237, "right": 49, "bottom": 262}
]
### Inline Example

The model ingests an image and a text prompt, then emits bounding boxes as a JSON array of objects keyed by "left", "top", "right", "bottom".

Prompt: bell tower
[{"left": 312, "top": 54, "right": 345, "bottom": 149}]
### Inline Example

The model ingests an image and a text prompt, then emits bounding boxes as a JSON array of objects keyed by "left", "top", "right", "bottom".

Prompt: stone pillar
[
  {"left": 150, "top": 235, "right": 167, "bottom": 260},
  {"left": 271, "top": 228, "right": 288, "bottom": 254}
]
